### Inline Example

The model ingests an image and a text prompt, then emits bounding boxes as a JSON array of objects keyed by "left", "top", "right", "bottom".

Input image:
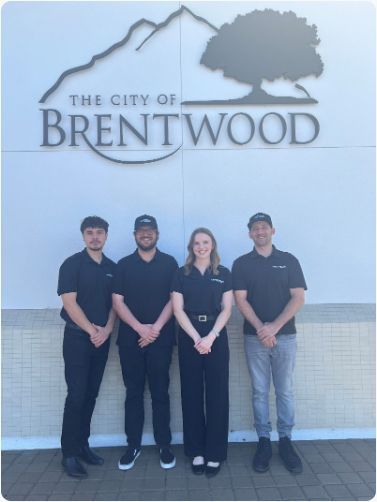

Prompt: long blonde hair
[{"left": 184, "top": 227, "right": 220, "bottom": 276}]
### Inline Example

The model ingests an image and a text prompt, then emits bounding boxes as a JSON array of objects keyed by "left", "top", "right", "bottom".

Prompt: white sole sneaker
[
  {"left": 160, "top": 457, "right": 176, "bottom": 469},
  {"left": 118, "top": 450, "right": 140, "bottom": 470}
]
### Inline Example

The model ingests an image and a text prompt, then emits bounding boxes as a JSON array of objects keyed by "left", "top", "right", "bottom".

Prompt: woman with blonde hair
[{"left": 171, "top": 228, "right": 233, "bottom": 477}]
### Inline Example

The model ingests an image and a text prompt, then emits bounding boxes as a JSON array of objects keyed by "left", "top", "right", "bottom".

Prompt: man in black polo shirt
[
  {"left": 57, "top": 216, "right": 116, "bottom": 478},
  {"left": 112, "top": 215, "right": 178, "bottom": 471},
  {"left": 232, "top": 213, "right": 307, "bottom": 474}
]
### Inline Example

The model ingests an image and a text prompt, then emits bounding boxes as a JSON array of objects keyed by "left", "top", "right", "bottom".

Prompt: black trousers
[
  {"left": 178, "top": 322, "right": 229, "bottom": 462},
  {"left": 61, "top": 327, "right": 110, "bottom": 457},
  {"left": 118, "top": 341, "right": 173, "bottom": 449}
]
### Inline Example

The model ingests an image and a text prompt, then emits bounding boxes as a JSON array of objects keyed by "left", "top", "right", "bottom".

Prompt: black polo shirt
[
  {"left": 57, "top": 248, "right": 116, "bottom": 327},
  {"left": 232, "top": 246, "right": 307, "bottom": 335},
  {"left": 171, "top": 265, "right": 232, "bottom": 314},
  {"left": 113, "top": 249, "right": 178, "bottom": 346}
]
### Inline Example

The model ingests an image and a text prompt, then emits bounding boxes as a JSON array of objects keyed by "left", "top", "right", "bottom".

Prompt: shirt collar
[
  {"left": 191, "top": 265, "right": 212, "bottom": 276},
  {"left": 251, "top": 245, "right": 279, "bottom": 259},
  {"left": 134, "top": 248, "right": 160, "bottom": 263},
  {"left": 82, "top": 248, "right": 107, "bottom": 265}
]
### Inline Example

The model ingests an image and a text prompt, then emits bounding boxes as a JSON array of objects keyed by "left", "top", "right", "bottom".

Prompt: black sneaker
[
  {"left": 253, "top": 437, "right": 272, "bottom": 472},
  {"left": 279, "top": 437, "right": 303, "bottom": 474},
  {"left": 118, "top": 447, "right": 141, "bottom": 470},
  {"left": 159, "top": 447, "right": 176, "bottom": 469}
]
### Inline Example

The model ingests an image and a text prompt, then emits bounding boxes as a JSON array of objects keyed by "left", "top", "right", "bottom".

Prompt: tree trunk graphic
[{"left": 187, "top": 9, "right": 324, "bottom": 106}]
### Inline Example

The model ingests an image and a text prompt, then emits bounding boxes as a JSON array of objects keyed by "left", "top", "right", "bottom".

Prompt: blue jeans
[{"left": 244, "top": 334, "right": 297, "bottom": 439}]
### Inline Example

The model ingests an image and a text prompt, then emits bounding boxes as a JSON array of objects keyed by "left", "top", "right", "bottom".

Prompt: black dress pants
[
  {"left": 178, "top": 322, "right": 229, "bottom": 462},
  {"left": 118, "top": 341, "right": 173, "bottom": 449},
  {"left": 61, "top": 327, "right": 110, "bottom": 457}
]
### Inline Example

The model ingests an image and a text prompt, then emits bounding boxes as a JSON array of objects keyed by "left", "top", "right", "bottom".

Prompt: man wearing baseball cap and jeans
[
  {"left": 113, "top": 215, "right": 178, "bottom": 470},
  {"left": 232, "top": 213, "right": 307, "bottom": 474}
]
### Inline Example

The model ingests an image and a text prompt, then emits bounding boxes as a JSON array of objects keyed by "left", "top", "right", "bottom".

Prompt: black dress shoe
[
  {"left": 191, "top": 459, "right": 205, "bottom": 475},
  {"left": 253, "top": 437, "right": 272, "bottom": 473},
  {"left": 278, "top": 437, "right": 303, "bottom": 474},
  {"left": 62, "top": 456, "right": 88, "bottom": 478},
  {"left": 205, "top": 462, "right": 221, "bottom": 478},
  {"left": 78, "top": 445, "right": 104, "bottom": 465}
]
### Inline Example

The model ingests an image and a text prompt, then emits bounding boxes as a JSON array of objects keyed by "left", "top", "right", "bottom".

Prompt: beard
[
  {"left": 137, "top": 242, "right": 156, "bottom": 252},
  {"left": 135, "top": 235, "right": 158, "bottom": 252}
]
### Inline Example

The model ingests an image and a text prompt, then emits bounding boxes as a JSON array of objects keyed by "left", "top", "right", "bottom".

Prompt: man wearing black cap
[
  {"left": 58, "top": 216, "right": 116, "bottom": 478},
  {"left": 232, "top": 213, "right": 307, "bottom": 474},
  {"left": 113, "top": 215, "right": 178, "bottom": 471}
]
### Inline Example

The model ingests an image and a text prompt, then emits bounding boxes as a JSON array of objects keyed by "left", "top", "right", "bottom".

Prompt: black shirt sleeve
[
  {"left": 168, "top": 257, "right": 179, "bottom": 282},
  {"left": 171, "top": 267, "right": 184, "bottom": 293},
  {"left": 57, "top": 256, "right": 80, "bottom": 296},
  {"left": 112, "top": 261, "right": 126, "bottom": 296},
  {"left": 287, "top": 255, "right": 307, "bottom": 290},
  {"left": 221, "top": 266, "right": 233, "bottom": 292},
  {"left": 231, "top": 258, "right": 248, "bottom": 291}
]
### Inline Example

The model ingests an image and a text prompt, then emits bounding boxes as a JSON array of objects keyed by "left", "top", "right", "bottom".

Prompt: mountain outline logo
[
  {"left": 39, "top": 5, "right": 324, "bottom": 106},
  {"left": 39, "top": 5, "right": 324, "bottom": 164}
]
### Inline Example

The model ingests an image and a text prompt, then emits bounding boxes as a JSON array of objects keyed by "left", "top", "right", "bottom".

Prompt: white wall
[{"left": 2, "top": 1, "right": 375, "bottom": 308}]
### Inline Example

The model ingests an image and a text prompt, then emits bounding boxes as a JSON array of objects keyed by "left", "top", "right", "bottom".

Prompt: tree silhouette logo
[
  {"left": 184, "top": 9, "right": 324, "bottom": 105},
  {"left": 39, "top": 6, "right": 324, "bottom": 164},
  {"left": 40, "top": 6, "right": 324, "bottom": 106}
]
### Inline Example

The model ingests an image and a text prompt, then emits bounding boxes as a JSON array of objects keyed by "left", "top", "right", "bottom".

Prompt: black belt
[{"left": 187, "top": 314, "right": 216, "bottom": 322}]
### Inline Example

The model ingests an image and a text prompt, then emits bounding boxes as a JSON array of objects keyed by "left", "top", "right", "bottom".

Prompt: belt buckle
[{"left": 198, "top": 315, "right": 207, "bottom": 322}]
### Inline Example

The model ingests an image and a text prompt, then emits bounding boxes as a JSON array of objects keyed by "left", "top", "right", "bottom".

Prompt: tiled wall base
[{"left": 2, "top": 305, "right": 375, "bottom": 450}]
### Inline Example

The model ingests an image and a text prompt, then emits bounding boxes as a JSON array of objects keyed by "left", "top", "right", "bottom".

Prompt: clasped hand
[
  {"left": 256, "top": 322, "right": 278, "bottom": 348},
  {"left": 138, "top": 324, "right": 160, "bottom": 348},
  {"left": 90, "top": 325, "right": 111, "bottom": 348},
  {"left": 194, "top": 333, "right": 214, "bottom": 355}
]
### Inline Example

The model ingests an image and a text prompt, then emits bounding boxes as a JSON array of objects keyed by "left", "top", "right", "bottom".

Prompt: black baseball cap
[
  {"left": 134, "top": 214, "right": 158, "bottom": 230},
  {"left": 247, "top": 212, "right": 273, "bottom": 229}
]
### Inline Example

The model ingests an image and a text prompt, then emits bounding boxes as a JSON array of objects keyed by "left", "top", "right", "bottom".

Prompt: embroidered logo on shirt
[
  {"left": 211, "top": 278, "right": 224, "bottom": 283},
  {"left": 106, "top": 273, "right": 114, "bottom": 277},
  {"left": 272, "top": 265, "right": 287, "bottom": 269}
]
